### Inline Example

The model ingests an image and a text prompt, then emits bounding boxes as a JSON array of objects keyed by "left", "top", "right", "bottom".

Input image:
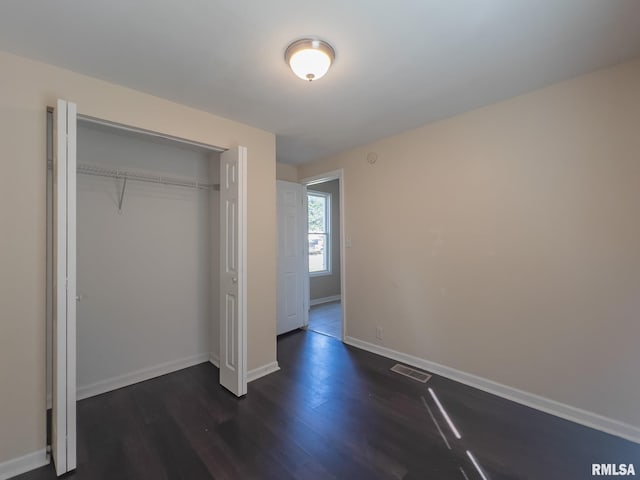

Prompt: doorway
[{"left": 302, "top": 171, "right": 345, "bottom": 341}]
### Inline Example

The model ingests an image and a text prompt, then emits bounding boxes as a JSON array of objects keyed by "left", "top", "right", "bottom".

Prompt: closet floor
[{"left": 16, "top": 330, "right": 640, "bottom": 480}]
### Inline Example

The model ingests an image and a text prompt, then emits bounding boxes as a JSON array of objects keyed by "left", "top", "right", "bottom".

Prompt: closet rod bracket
[{"left": 118, "top": 177, "right": 127, "bottom": 213}]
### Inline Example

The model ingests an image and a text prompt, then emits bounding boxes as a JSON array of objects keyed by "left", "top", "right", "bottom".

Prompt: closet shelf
[
  {"left": 47, "top": 161, "right": 219, "bottom": 212},
  {"left": 76, "top": 163, "right": 218, "bottom": 213}
]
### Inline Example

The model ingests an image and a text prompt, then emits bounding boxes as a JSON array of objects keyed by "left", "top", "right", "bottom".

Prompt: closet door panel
[
  {"left": 219, "top": 146, "right": 247, "bottom": 396},
  {"left": 52, "top": 98, "right": 77, "bottom": 476}
]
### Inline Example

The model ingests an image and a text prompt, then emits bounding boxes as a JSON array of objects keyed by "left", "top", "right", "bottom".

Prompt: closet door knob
[{"left": 232, "top": 277, "right": 238, "bottom": 284}]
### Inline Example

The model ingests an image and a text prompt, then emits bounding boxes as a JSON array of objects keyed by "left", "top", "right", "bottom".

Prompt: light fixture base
[{"left": 285, "top": 38, "right": 335, "bottom": 82}]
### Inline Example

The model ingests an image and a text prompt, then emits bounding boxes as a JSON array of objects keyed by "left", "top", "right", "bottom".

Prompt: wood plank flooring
[
  {"left": 16, "top": 330, "right": 640, "bottom": 479},
  {"left": 308, "top": 301, "right": 342, "bottom": 339}
]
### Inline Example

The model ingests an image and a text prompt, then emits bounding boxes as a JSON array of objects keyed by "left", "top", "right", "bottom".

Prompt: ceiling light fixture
[{"left": 285, "top": 38, "right": 335, "bottom": 82}]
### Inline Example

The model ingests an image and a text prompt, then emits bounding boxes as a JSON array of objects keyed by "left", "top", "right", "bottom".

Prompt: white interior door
[
  {"left": 276, "top": 181, "right": 306, "bottom": 334},
  {"left": 52, "top": 99, "right": 77, "bottom": 475},
  {"left": 219, "top": 146, "right": 247, "bottom": 396}
]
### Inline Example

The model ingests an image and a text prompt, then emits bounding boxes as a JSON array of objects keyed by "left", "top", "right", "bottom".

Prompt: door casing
[{"left": 300, "top": 169, "right": 346, "bottom": 341}]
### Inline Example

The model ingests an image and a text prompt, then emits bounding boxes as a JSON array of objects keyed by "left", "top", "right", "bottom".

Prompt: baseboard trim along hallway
[
  {"left": 309, "top": 295, "right": 341, "bottom": 306},
  {"left": 344, "top": 336, "right": 640, "bottom": 444}
]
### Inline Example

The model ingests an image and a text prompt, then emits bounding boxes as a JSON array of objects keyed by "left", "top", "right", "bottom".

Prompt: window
[{"left": 308, "top": 191, "right": 331, "bottom": 275}]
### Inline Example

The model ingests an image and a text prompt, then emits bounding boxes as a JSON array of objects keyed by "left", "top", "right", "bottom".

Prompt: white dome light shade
[
  {"left": 285, "top": 39, "right": 335, "bottom": 82},
  {"left": 289, "top": 49, "right": 331, "bottom": 81}
]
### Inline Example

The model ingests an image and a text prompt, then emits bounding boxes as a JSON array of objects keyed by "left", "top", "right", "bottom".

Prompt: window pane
[
  {"left": 308, "top": 194, "right": 326, "bottom": 233},
  {"left": 309, "top": 233, "right": 328, "bottom": 272}
]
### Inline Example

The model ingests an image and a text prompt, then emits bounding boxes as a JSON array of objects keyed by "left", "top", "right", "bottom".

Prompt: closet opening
[{"left": 45, "top": 107, "right": 246, "bottom": 474}]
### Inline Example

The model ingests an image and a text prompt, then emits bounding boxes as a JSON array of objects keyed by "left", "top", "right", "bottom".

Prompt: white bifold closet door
[
  {"left": 219, "top": 146, "right": 248, "bottom": 397},
  {"left": 52, "top": 99, "right": 77, "bottom": 476}
]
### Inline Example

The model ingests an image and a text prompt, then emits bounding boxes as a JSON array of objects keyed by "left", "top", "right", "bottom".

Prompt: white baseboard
[
  {"left": 77, "top": 352, "right": 210, "bottom": 400},
  {"left": 0, "top": 449, "right": 48, "bottom": 480},
  {"left": 210, "top": 354, "right": 279, "bottom": 383},
  {"left": 344, "top": 336, "right": 640, "bottom": 444},
  {"left": 247, "top": 361, "right": 280, "bottom": 382},
  {"left": 209, "top": 353, "right": 220, "bottom": 368},
  {"left": 310, "top": 294, "right": 341, "bottom": 307}
]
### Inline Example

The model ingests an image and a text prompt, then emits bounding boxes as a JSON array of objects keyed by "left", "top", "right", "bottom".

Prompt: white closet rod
[{"left": 76, "top": 163, "right": 218, "bottom": 190}]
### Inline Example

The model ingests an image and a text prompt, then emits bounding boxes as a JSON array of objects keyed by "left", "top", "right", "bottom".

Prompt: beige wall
[
  {"left": 299, "top": 58, "right": 640, "bottom": 429},
  {"left": 308, "top": 180, "right": 341, "bottom": 300},
  {"left": 276, "top": 161, "right": 298, "bottom": 182},
  {"left": 0, "top": 51, "right": 276, "bottom": 463}
]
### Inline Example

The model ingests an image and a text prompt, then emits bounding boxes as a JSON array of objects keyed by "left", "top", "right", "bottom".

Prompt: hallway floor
[{"left": 308, "top": 300, "right": 342, "bottom": 339}]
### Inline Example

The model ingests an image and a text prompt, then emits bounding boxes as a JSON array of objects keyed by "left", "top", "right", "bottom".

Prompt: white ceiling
[{"left": 2, "top": 1, "right": 640, "bottom": 165}]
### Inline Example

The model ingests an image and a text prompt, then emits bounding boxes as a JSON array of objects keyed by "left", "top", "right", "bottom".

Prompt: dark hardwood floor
[
  {"left": 16, "top": 330, "right": 639, "bottom": 479},
  {"left": 308, "top": 301, "right": 342, "bottom": 339}
]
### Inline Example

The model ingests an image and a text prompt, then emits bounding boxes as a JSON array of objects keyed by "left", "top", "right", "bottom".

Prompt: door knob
[{"left": 232, "top": 277, "right": 238, "bottom": 283}]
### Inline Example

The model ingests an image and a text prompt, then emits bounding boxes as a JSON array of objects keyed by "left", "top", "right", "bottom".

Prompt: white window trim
[{"left": 308, "top": 190, "right": 331, "bottom": 277}]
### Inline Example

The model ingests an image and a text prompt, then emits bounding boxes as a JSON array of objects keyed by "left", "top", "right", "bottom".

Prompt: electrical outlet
[{"left": 376, "top": 326, "right": 383, "bottom": 340}]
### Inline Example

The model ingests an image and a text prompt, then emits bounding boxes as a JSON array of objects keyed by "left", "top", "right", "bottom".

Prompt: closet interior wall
[{"left": 67, "top": 121, "right": 219, "bottom": 399}]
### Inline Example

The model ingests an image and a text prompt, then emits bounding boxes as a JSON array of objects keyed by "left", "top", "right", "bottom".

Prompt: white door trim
[
  {"left": 76, "top": 114, "right": 226, "bottom": 153},
  {"left": 238, "top": 147, "right": 248, "bottom": 394},
  {"left": 302, "top": 184, "right": 309, "bottom": 327},
  {"left": 300, "top": 169, "right": 346, "bottom": 342}
]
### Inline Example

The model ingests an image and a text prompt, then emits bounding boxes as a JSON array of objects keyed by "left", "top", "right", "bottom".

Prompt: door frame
[
  {"left": 300, "top": 169, "right": 346, "bottom": 341},
  {"left": 47, "top": 107, "right": 248, "bottom": 472}
]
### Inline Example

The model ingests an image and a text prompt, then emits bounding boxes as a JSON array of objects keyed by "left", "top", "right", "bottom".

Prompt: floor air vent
[{"left": 390, "top": 364, "right": 432, "bottom": 383}]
